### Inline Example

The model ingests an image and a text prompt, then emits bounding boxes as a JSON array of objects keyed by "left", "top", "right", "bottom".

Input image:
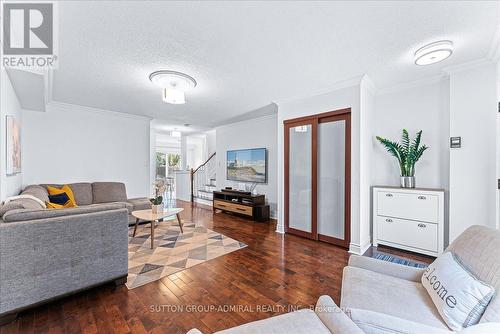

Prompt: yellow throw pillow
[
  {"left": 47, "top": 185, "right": 78, "bottom": 208},
  {"left": 46, "top": 202, "right": 65, "bottom": 209}
]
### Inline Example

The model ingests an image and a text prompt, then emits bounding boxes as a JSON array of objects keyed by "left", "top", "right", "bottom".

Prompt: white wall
[
  {"left": 206, "top": 129, "right": 216, "bottom": 157},
  {"left": 277, "top": 79, "right": 372, "bottom": 254},
  {"left": 360, "top": 77, "right": 376, "bottom": 248},
  {"left": 373, "top": 79, "right": 450, "bottom": 189},
  {"left": 150, "top": 124, "right": 156, "bottom": 194},
  {"left": 448, "top": 62, "right": 498, "bottom": 241},
  {"left": 174, "top": 171, "right": 191, "bottom": 202},
  {"left": 0, "top": 70, "right": 23, "bottom": 200},
  {"left": 497, "top": 80, "right": 500, "bottom": 230},
  {"left": 180, "top": 136, "right": 187, "bottom": 170},
  {"left": 186, "top": 135, "right": 204, "bottom": 169},
  {"left": 22, "top": 103, "right": 152, "bottom": 198},
  {"left": 216, "top": 114, "right": 278, "bottom": 217}
]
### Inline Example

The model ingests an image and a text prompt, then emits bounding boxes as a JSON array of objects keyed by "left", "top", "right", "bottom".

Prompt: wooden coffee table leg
[
  {"left": 133, "top": 218, "right": 139, "bottom": 237},
  {"left": 150, "top": 220, "right": 155, "bottom": 249},
  {"left": 177, "top": 213, "right": 184, "bottom": 233}
]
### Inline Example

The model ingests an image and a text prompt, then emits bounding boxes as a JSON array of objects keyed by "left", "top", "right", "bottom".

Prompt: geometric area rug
[{"left": 126, "top": 220, "right": 247, "bottom": 289}]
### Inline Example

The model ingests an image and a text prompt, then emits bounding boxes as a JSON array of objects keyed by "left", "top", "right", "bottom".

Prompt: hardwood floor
[{"left": 0, "top": 200, "right": 431, "bottom": 334}]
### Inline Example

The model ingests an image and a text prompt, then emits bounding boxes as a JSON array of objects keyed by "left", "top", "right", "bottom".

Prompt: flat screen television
[{"left": 227, "top": 148, "right": 267, "bottom": 183}]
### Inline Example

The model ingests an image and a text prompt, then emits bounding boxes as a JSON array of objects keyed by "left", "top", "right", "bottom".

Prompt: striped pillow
[{"left": 422, "top": 252, "right": 495, "bottom": 331}]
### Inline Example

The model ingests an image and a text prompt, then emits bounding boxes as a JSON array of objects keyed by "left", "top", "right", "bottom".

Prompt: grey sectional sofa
[{"left": 0, "top": 182, "right": 151, "bottom": 324}]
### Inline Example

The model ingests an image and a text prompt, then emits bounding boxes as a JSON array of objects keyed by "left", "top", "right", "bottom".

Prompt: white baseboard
[
  {"left": 349, "top": 240, "right": 371, "bottom": 255},
  {"left": 275, "top": 223, "right": 284, "bottom": 234},
  {"left": 194, "top": 198, "right": 212, "bottom": 207}
]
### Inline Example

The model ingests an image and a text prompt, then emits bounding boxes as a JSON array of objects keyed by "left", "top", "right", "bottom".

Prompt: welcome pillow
[{"left": 422, "top": 252, "right": 495, "bottom": 331}]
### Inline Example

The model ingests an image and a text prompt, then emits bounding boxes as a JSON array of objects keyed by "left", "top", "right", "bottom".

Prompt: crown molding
[
  {"left": 46, "top": 101, "right": 153, "bottom": 121},
  {"left": 377, "top": 73, "right": 446, "bottom": 96},
  {"left": 377, "top": 57, "right": 496, "bottom": 96},
  {"left": 215, "top": 112, "right": 277, "bottom": 130},
  {"left": 442, "top": 58, "right": 494, "bottom": 74},
  {"left": 273, "top": 74, "right": 365, "bottom": 105}
]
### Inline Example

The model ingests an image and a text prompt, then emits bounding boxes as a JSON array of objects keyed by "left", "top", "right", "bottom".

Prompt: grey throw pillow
[
  {"left": 0, "top": 202, "right": 24, "bottom": 217},
  {"left": 22, "top": 185, "right": 50, "bottom": 203}
]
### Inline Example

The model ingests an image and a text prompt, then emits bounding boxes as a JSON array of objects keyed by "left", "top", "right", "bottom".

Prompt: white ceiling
[
  {"left": 7, "top": 69, "right": 46, "bottom": 112},
  {"left": 51, "top": 1, "right": 500, "bottom": 129}
]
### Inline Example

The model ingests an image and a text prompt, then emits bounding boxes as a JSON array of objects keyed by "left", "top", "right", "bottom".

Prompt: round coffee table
[{"left": 131, "top": 208, "right": 184, "bottom": 249}]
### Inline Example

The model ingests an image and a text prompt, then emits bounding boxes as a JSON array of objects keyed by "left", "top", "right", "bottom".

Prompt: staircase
[
  {"left": 197, "top": 178, "right": 217, "bottom": 201},
  {"left": 191, "top": 153, "right": 216, "bottom": 204}
]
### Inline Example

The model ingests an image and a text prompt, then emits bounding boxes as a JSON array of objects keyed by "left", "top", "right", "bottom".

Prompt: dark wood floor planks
[{"left": 0, "top": 200, "right": 432, "bottom": 334}]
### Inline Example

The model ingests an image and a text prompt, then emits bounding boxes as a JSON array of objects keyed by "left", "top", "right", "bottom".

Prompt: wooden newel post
[{"left": 190, "top": 168, "right": 194, "bottom": 203}]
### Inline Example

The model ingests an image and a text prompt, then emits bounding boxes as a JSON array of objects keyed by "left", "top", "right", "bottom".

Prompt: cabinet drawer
[
  {"left": 230, "top": 203, "right": 253, "bottom": 216},
  {"left": 377, "top": 216, "right": 438, "bottom": 252},
  {"left": 214, "top": 200, "right": 253, "bottom": 217},
  {"left": 214, "top": 200, "right": 231, "bottom": 210},
  {"left": 377, "top": 191, "right": 438, "bottom": 223}
]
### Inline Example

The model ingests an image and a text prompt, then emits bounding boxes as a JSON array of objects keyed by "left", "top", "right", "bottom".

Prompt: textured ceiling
[{"left": 51, "top": 1, "right": 499, "bottom": 128}]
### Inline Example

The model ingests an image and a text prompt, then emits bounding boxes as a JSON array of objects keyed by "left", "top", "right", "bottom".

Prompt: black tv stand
[
  {"left": 221, "top": 189, "right": 252, "bottom": 196},
  {"left": 213, "top": 190, "right": 269, "bottom": 221}
]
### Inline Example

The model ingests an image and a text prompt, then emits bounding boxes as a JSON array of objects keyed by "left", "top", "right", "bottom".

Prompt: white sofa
[
  {"left": 187, "top": 295, "right": 363, "bottom": 334},
  {"left": 341, "top": 225, "right": 500, "bottom": 333},
  {"left": 187, "top": 225, "right": 500, "bottom": 333}
]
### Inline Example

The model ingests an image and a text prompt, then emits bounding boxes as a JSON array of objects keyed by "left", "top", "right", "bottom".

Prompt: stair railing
[{"left": 191, "top": 152, "right": 216, "bottom": 202}]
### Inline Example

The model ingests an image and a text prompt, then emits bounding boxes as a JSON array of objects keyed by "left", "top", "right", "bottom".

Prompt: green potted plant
[
  {"left": 167, "top": 153, "right": 181, "bottom": 176},
  {"left": 376, "top": 129, "right": 428, "bottom": 188},
  {"left": 150, "top": 178, "right": 166, "bottom": 213}
]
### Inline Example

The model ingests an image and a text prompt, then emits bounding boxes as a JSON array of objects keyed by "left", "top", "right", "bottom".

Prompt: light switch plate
[{"left": 450, "top": 137, "right": 461, "bottom": 148}]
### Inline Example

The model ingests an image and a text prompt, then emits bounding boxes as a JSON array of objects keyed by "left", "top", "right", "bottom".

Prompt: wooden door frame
[{"left": 283, "top": 108, "right": 351, "bottom": 248}]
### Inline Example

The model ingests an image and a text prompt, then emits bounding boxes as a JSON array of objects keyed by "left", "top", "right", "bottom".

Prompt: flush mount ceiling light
[
  {"left": 149, "top": 70, "right": 197, "bottom": 104},
  {"left": 171, "top": 130, "right": 181, "bottom": 138},
  {"left": 414, "top": 40, "right": 454, "bottom": 66}
]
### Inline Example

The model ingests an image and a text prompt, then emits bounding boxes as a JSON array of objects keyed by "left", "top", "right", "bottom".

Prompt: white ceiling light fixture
[
  {"left": 149, "top": 70, "right": 197, "bottom": 104},
  {"left": 171, "top": 130, "right": 181, "bottom": 137},
  {"left": 163, "top": 88, "right": 185, "bottom": 104},
  {"left": 414, "top": 40, "right": 454, "bottom": 66}
]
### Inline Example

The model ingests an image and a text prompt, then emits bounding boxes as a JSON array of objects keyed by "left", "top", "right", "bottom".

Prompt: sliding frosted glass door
[
  {"left": 285, "top": 122, "right": 316, "bottom": 238},
  {"left": 317, "top": 116, "right": 350, "bottom": 247},
  {"left": 284, "top": 110, "right": 351, "bottom": 248}
]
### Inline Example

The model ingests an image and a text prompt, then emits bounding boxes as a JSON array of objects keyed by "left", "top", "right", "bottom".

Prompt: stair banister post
[{"left": 190, "top": 168, "right": 194, "bottom": 203}]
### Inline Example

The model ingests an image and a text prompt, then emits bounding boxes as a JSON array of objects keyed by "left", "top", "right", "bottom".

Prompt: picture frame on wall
[{"left": 6, "top": 115, "right": 21, "bottom": 175}]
